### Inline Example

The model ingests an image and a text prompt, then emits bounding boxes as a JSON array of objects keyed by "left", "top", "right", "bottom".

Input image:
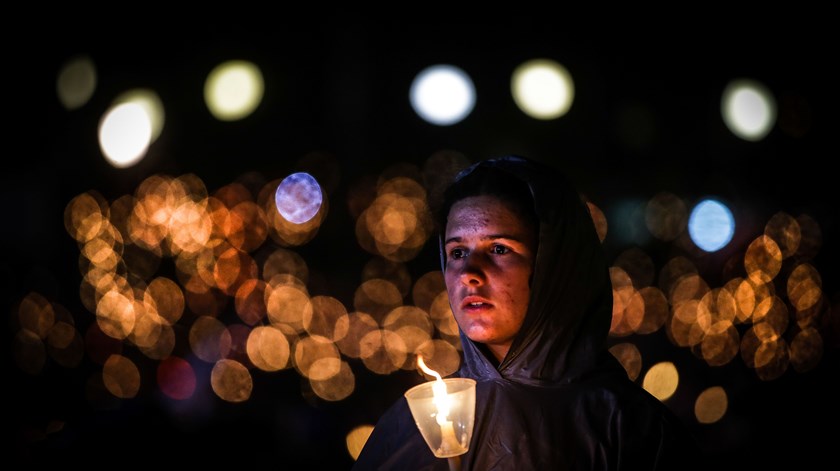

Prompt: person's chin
[{"left": 464, "top": 328, "right": 494, "bottom": 344}]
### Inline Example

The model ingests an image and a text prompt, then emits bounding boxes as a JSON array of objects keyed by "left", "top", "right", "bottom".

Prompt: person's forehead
[{"left": 445, "top": 196, "right": 531, "bottom": 235}]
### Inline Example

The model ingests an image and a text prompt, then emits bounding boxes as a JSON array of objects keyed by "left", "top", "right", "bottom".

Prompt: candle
[{"left": 417, "top": 356, "right": 467, "bottom": 456}]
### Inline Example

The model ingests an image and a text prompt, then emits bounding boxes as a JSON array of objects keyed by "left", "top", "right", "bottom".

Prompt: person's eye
[
  {"left": 491, "top": 245, "right": 509, "bottom": 255},
  {"left": 449, "top": 248, "right": 465, "bottom": 259}
]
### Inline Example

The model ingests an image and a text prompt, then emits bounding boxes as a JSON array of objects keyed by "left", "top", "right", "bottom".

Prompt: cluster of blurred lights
[
  {"left": 12, "top": 154, "right": 830, "bottom": 459},
  {"left": 55, "top": 55, "right": 782, "bottom": 172}
]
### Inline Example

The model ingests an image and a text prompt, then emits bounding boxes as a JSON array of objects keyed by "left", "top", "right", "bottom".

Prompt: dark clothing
[{"left": 354, "top": 156, "right": 699, "bottom": 470}]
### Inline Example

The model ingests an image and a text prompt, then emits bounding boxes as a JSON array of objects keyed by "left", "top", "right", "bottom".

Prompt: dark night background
[{"left": 3, "top": 21, "right": 838, "bottom": 469}]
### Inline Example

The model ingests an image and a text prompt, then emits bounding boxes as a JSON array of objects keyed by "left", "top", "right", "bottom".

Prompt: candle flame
[
  {"left": 417, "top": 355, "right": 443, "bottom": 381},
  {"left": 418, "top": 355, "right": 451, "bottom": 425}
]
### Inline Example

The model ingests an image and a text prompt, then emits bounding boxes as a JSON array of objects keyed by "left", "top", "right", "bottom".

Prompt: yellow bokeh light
[
  {"left": 636, "top": 287, "right": 669, "bottom": 334},
  {"left": 310, "top": 360, "right": 355, "bottom": 401},
  {"left": 608, "top": 342, "right": 642, "bottom": 381},
  {"left": 695, "top": 386, "right": 728, "bottom": 424},
  {"left": 204, "top": 60, "right": 264, "bottom": 121},
  {"left": 745, "top": 235, "right": 783, "bottom": 284},
  {"left": 412, "top": 271, "right": 446, "bottom": 313},
  {"left": 113, "top": 88, "right": 166, "bottom": 143},
  {"left": 586, "top": 202, "right": 608, "bottom": 243},
  {"left": 304, "top": 296, "right": 350, "bottom": 341},
  {"left": 764, "top": 211, "right": 801, "bottom": 259},
  {"left": 642, "top": 362, "right": 679, "bottom": 401},
  {"left": 787, "top": 263, "right": 822, "bottom": 312},
  {"left": 266, "top": 284, "right": 312, "bottom": 333},
  {"left": 359, "top": 329, "right": 406, "bottom": 375},
  {"left": 511, "top": 58, "right": 574, "bottom": 120},
  {"left": 346, "top": 425, "right": 375, "bottom": 461},
  {"left": 294, "top": 335, "right": 341, "bottom": 380},
  {"left": 103, "top": 354, "right": 141, "bottom": 399},
  {"left": 246, "top": 325, "right": 290, "bottom": 372},
  {"left": 414, "top": 339, "right": 460, "bottom": 378},
  {"left": 335, "top": 312, "right": 379, "bottom": 359},
  {"left": 211, "top": 359, "right": 253, "bottom": 402}
]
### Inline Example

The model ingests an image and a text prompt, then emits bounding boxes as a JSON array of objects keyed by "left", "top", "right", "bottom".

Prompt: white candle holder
[{"left": 404, "top": 377, "right": 476, "bottom": 459}]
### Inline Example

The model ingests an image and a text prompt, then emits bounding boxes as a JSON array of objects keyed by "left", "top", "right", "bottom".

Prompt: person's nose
[{"left": 459, "top": 252, "right": 486, "bottom": 286}]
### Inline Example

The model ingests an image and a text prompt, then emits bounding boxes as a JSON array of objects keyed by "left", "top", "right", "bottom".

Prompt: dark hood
[{"left": 442, "top": 156, "right": 613, "bottom": 386}]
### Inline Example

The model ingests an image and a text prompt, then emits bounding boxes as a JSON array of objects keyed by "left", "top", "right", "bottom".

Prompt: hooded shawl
[{"left": 353, "top": 156, "right": 699, "bottom": 470}]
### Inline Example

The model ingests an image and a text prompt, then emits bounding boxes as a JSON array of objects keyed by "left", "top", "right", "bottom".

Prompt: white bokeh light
[
  {"left": 688, "top": 199, "right": 735, "bottom": 252},
  {"left": 511, "top": 59, "right": 574, "bottom": 120},
  {"left": 721, "top": 78, "right": 776, "bottom": 142},
  {"left": 204, "top": 60, "right": 265, "bottom": 121},
  {"left": 410, "top": 65, "right": 475, "bottom": 126},
  {"left": 113, "top": 88, "right": 165, "bottom": 143},
  {"left": 275, "top": 172, "right": 323, "bottom": 224},
  {"left": 98, "top": 102, "right": 152, "bottom": 168}
]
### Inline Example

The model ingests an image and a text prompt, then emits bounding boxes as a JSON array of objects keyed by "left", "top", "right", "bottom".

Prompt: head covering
[{"left": 443, "top": 155, "right": 613, "bottom": 386}]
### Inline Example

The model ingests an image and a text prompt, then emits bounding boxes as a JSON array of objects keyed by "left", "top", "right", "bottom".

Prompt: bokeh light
[
  {"left": 695, "top": 386, "right": 728, "bottom": 424},
  {"left": 113, "top": 88, "right": 166, "bottom": 143},
  {"left": 511, "top": 58, "right": 574, "bottom": 119},
  {"left": 609, "top": 342, "right": 642, "bottom": 381},
  {"left": 56, "top": 54, "right": 96, "bottom": 110},
  {"left": 211, "top": 359, "right": 253, "bottom": 402},
  {"left": 410, "top": 64, "right": 475, "bottom": 125},
  {"left": 102, "top": 354, "right": 141, "bottom": 399},
  {"left": 275, "top": 172, "right": 323, "bottom": 224},
  {"left": 642, "top": 361, "right": 679, "bottom": 401},
  {"left": 157, "top": 356, "right": 196, "bottom": 400},
  {"left": 98, "top": 102, "right": 152, "bottom": 168},
  {"left": 204, "top": 60, "right": 264, "bottom": 121},
  {"left": 688, "top": 199, "right": 735, "bottom": 252},
  {"left": 346, "top": 425, "right": 375, "bottom": 461},
  {"left": 721, "top": 78, "right": 777, "bottom": 142}
]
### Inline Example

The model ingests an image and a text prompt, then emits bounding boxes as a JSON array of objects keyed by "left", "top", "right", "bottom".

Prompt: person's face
[{"left": 444, "top": 195, "right": 537, "bottom": 362}]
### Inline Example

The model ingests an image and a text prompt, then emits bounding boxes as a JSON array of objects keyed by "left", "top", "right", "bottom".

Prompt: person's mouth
[{"left": 461, "top": 296, "right": 493, "bottom": 312}]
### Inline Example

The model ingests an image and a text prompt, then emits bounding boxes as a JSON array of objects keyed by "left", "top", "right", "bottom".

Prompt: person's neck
[{"left": 485, "top": 343, "right": 510, "bottom": 366}]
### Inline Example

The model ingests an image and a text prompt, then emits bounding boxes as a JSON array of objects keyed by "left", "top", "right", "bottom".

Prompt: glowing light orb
[
  {"left": 98, "top": 102, "right": 152, "bottom": 168},
  {"left": 511, "top": 58, "right": 574, "bottom": 119},
  {"left": 275, "top": 172, "right": 323, "bottom": 224},
  {"left": 113, "top": 88, "right": 166, "bottom": 143},
  {"left": 204, "top": 60, "right": 264, "bottom": 121},
  {"left": 410, "top": 64, "right": 475, "bottom": 126},
  {"left": 688, "top": 199, "right": 735, "bottom": 252},
  {"left": 56, "top": 55, "right": 97, "bottom": 110},
  {"left": 721, "top": 78, "right": 777, "bottom": 142}
]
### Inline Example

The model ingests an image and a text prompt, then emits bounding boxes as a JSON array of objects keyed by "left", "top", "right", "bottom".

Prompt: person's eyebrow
[{"left": 444, "top": 234, "right": 525, "bottom": 245}]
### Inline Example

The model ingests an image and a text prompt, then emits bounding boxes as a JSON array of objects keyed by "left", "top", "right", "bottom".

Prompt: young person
[{"left": 354, "top": 156, "right": 700, "bottom": 470}]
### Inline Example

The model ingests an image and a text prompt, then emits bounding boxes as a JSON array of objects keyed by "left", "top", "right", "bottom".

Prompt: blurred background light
[
  {"left": 511, "top": 58, "right": 574, "bottom": 119},
  {"left": 275, "top": 172, "right": 323, "bottom": 224},
  {"left": 204, "top": 60, "right": 265, "bottom": 121},
  {"left": 113, "top": 88, "right": 166, "bottom": 143},
  {"left": 721, "top": 78, "right": 777, "bottom": 142},
  {"left": 98, "top": 102, "right": 152, "bottom": 168},
  {"left": 56, "top": 54, "right": 97, "bottom": 110},
  {"left": 688, "top": 199, "right": 735, "bottom": 252},
  {"left": 409, "top": 64, "right": 475, "bottom": 125}
]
